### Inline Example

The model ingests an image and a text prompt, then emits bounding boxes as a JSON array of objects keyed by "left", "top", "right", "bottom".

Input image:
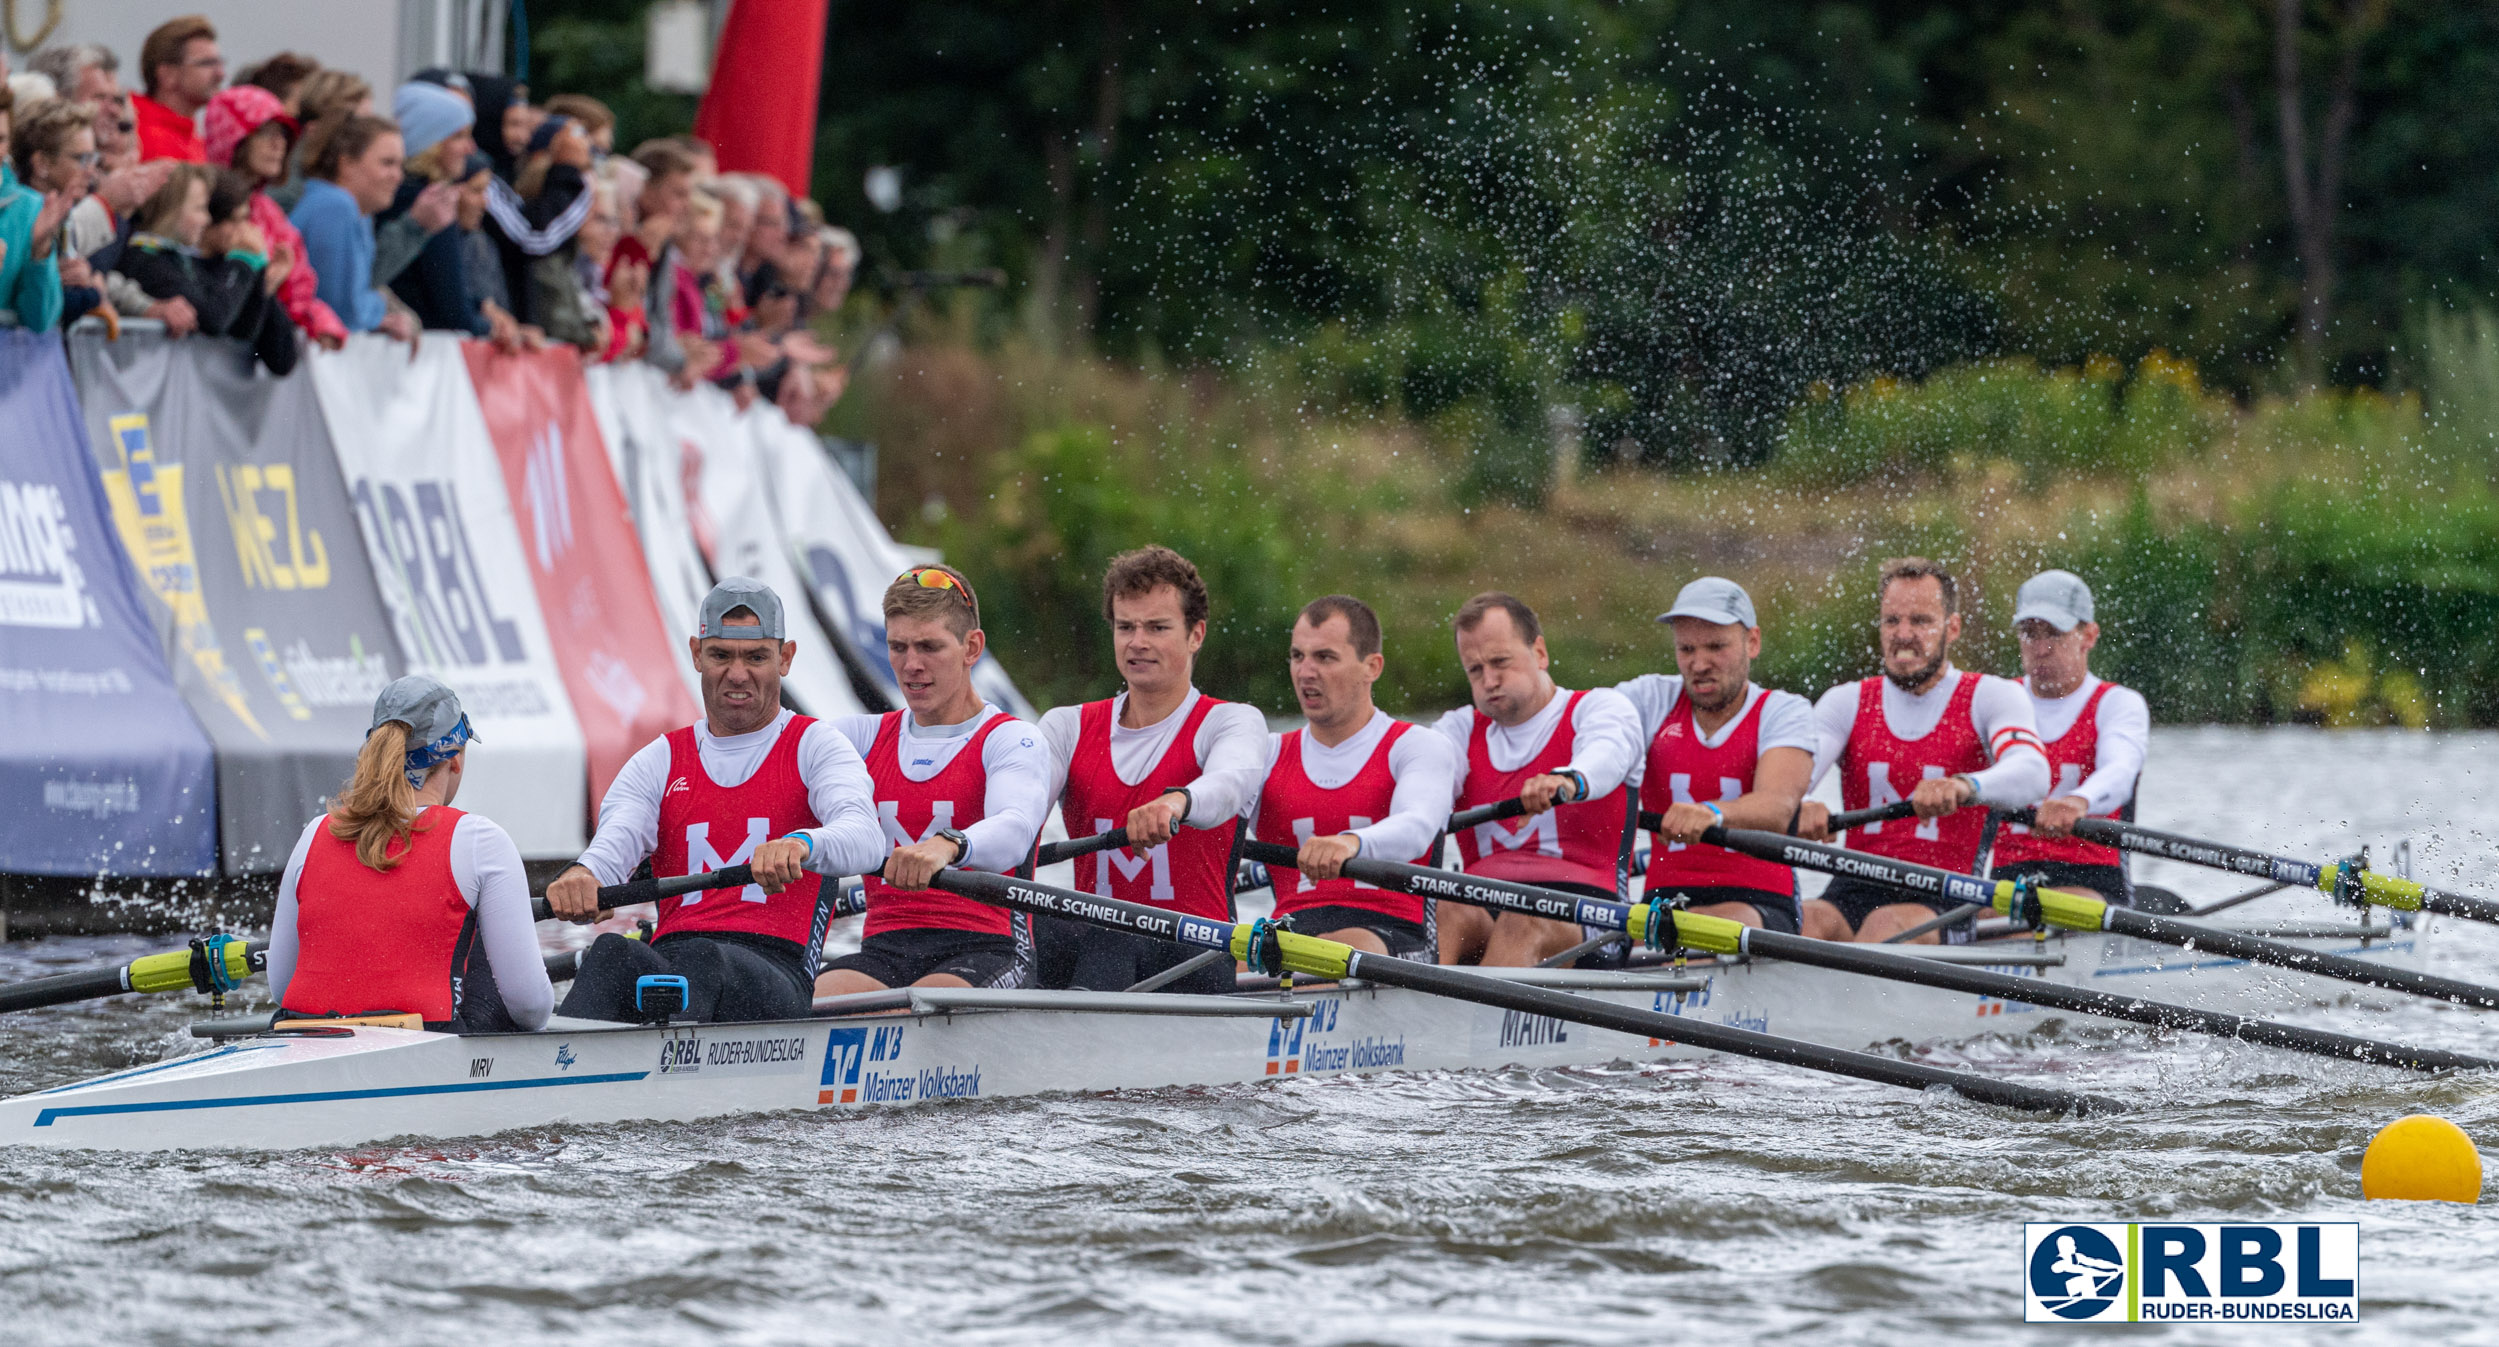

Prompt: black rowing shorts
[
  {"left": 1810, "top": 878, "right": 1975, "bottom": 944},
  {"left": 1649, "top": 885, "right": 1802, "bottom": 936},
  {"left": 1997, "top": 861, "right": 2131, "bottom": 905},
  {"left": 1282, "top": 904, "right": 1432, "bottom": 961},
  {"left": 820, "top": 926, "right": 1027, "bottom": 989}
]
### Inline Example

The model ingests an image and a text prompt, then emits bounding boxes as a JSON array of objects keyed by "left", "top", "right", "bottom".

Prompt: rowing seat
[{"left": 272, "top": 1013, "right": 427, "bottom": 1031}]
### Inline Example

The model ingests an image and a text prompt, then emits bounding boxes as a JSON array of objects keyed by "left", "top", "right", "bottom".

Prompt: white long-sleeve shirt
[
  {"left": 576, "top": 708, "right": 889, "bottom": 885},
  {"left": 1610, "top": 676, "right": 1819, "bottom": 784},
  {"left": 1808, "top": 666, "right": 2051, "bottom": 807},
  {"left": 1431, "top": 685, "right": 1645, "bottom": 805},
  {"left": 2026, "top": 674, "right": 2150, "bottom": 815},
  {"left": 1252, "top": 708, "right": 1459, "bottom": 862},
  {"left": 824, "top": 706, "right": 1050, "bottom": 872},
  {"left": 267, "top": 811, "right": 556, "bottom": 1031},
  {"left": 1038, "top": 688, "right": 1271, "bottom": 827}
]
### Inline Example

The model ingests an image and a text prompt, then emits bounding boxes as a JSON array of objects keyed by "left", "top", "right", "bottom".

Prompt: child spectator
[{"left": 114, "top": 165, "right": 299, "bottom": 373}]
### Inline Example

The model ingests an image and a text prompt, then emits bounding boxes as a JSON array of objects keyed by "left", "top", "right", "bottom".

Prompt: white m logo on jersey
[
  {"left": 2003, "top": 762, "right": 2085, "bottom": 836},
  {"left": 1473, "top": 810, "right": 1560, "bottom": 859},
  {"left": 1092, "top": 817, "right": 1175, "bottom": 904},
  {"left": 682, "top": 818, "right": 771, "bottom": 903},
  {"left": 878, "top": 800, "right": 958, "bottom": 849},
  {"left": 1662, "top": 773, "right": 1743, "bottom": 853},
  {"left": 1291, "top": 816, "right": 1376, "bottom": 892},
  {"left": 1861, "top": 763, "right": 1946, "bottom": 841}
]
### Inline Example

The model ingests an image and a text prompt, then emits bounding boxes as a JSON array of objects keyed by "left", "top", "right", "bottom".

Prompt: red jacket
[{"left": 133, "top": 95, "right": 206, "bottom": 164}]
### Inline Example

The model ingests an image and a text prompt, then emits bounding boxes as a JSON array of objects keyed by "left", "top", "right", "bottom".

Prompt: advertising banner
[
  {"left": 664, "top": 385, "right": 867, "bottom": 718},
  {"left": 69, "top": 328, "right": 402, "bottom": 872},
  {"left": 0, "top": 330, "right": 217, "bottom": 877},
  {"left": 307, "top": 338, "right": 588, "bottom": 856},
  {"left": 584, "top": 363, "right": 712, "bottom": 705},
  {"left": 464, "top": 343, "right": 697, "bottom": 809},
  {"left": 752, "top": 414, "right": 1033, "bottom": 718}
]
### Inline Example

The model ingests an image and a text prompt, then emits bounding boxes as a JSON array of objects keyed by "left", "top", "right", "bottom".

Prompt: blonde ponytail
[{"left": 325, "top": 722, "right": 440, "bottom": 871}]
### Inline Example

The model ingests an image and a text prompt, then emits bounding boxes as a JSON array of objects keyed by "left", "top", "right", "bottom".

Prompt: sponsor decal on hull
[{"left": 818, "top": 1023, "right": 981, "bottom": 1106}]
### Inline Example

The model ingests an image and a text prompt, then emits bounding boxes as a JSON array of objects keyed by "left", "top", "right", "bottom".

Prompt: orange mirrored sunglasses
[{"left": 899, "top": 567, "right": 976, "bottom": 609}]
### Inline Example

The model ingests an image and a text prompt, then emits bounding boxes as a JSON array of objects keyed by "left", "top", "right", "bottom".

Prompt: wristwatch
[{"left": 932, "top": 827, "right": 971, "bottom": 865}]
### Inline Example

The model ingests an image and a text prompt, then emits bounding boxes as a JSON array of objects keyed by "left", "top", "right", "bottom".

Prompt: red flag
[{"left": 692, "top": 0, "right": 830, "bottom": 199}]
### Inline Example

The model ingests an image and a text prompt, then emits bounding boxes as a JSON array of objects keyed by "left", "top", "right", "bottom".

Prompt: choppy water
[{"left": 6, "top": 727, "right": 2499, "bottom": 1346}]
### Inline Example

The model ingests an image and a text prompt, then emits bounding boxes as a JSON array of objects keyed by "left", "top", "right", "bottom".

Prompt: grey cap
[
  {"left": 2013, "top": 569, "right": 2096, "bottom": 632},
  {"left": 698, "top": 577, "right": 787, "bottom": 640},
  {"left": 1657, "top": 576, "right": 1758, "bottom": 629},
  {"left": 369, "top": 673, "right": 479, "bottom": 744}
]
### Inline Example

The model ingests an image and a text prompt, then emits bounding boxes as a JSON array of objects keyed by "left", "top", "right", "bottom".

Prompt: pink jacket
[{"left": 250, "top": 191, "right": 348, "bottom": 346}]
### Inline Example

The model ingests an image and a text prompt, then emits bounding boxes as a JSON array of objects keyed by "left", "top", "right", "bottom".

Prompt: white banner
[
  {"left": 663, "top": 384, "right": 867, "bottom": 718},
  {"left": 307, "top": 337, "right": 588, "bottom": 856},
  {"left": 751, "top": 414, "right": 1034, "bottom": 719},
  {"left": 584, "top": 363, "right": 709, "bottom": 706}
]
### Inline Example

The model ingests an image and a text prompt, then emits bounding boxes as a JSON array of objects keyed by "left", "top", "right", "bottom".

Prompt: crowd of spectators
[{"left": 0, "top": 14, "right": 856, "bottom": 422}]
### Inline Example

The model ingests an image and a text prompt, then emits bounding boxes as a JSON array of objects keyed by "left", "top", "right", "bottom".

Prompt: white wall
[{"left": 24, "top": 0, "right": 504, "bottom": 91}]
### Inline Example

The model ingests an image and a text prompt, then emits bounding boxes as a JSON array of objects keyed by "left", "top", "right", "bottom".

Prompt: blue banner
[{"left": 0, "top": 330, "right": 216, "bottom": 876}]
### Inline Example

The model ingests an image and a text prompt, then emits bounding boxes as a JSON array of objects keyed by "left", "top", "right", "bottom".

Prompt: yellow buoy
[{"left": 2361, "top": 1115, "right": 2483, "bottom": 1203}]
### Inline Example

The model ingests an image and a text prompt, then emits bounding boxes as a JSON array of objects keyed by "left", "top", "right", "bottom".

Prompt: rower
[
  {"left": 1252, "top": 595, "right": 1458, "bottom": 957},
  {"left": 1798, "top": 557, "right": 2049, "bottom": 942},
  {"left": 1616, "top": 578, "right": 1816, "bottom": 932},
  {"left": 1434, "top": 592, "right": 1643, "bottom": 965},
  {"left": 267, "top": 675, "right": 553, "bottom": 1031},
  {"left": 547, "top": 578, "right": 888, "bottom": 1021},
  {"left": 1990, "top": 570, "right": 2149, "bottom": 903},
  {"left": 815, "top": 566, "right": 1050, "bottom": 993},
  {"left": 1037, "top": 546, "right": 1268, "bottom": 993}
]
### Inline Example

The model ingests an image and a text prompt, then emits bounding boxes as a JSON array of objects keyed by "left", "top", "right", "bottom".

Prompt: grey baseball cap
[
  {"left": 369, "top": 673, "right": 478, "bottom": 744},
  {"left": 698, "top": 577, "right": 787, "bottom": 640},
  {"left": 1657, "top": 576, "right": 1759, "bottom": 629},
  {"left": 2013, "top": 569, "right": 2095, "bottom": 632}
]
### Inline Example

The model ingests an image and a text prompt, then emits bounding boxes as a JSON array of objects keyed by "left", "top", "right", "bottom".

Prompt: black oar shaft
[
  {"left": 1037, "top": 828, "right": 1134, "bottom": 867},
  {"left": 918, "top": 866, "right": 2116, "bottom": 1114},
  {"left": 2048, "top": 816, "right": 2499, "bottom": 928},
  {"left": 531, "top": 863, "right": 765, "bottom": 921},
  {"left": 0, "top": 967, "right": 135, "bottom": 1015},
  {"left": 1241, "top": 840, "right": 2487, "bottom": 1073}
]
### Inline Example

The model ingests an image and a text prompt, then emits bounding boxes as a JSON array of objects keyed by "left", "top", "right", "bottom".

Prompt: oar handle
[
  {"left": 1449, "top": 798, "right": 1530, "bottom": 830},
  {"left": 532, "top": 864, "right": 758, "bottom": 922},
  {"left": 1240, "top": 839, "right": 1299, "bottom": 868},
  {"left": 1037, "top": 827, "right": 1134, "bottom": 866},
  {"left": 1828, "top": 800, "right": 1918, "bottom": 832}
]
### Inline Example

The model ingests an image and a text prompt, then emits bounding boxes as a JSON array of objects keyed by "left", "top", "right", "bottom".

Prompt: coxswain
[
  {"left": 1616, "top": 578, "right": 1816, "bottom": 932},
  {"left": 1433, "top": 592, "right": 1644, "bottom": 965},
  {"left": 548, "top": 578, "right": 887, "bottom": 1020},
  {"left": 1037, "top": 546, "right": 1269, "bottom": 993},
  {"left": 267, "top": 675, "right": 554, "bottom": 1031},
  {"left": 1799, "top": 557, "right": 2049, "bottom": 942},
  {"left": 1990, "top": 570, "right": 2149, "bottom": 902},
  {"left": 815, "top": 566, "right": 1050, "bottom": 992},
  {"left": 1252, "top": 595, "right": 1458, "bottom": 957}
]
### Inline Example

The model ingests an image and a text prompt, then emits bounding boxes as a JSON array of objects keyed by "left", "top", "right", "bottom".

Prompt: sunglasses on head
[{"left": 899, "top": 567, "right": 976, "bottom": 609}]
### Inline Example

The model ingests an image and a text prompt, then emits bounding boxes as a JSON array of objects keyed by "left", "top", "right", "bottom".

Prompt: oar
[
  {"left": 0, "top": 935, "right": 263, "bottom": 1015},
  {"left": 1238, "top": 840, "right": 2493, "bottom": 1073},
  {"left": 1703, "top": 826, "right": 2499, "bottom": 1010},
  {"left": 1454, "top": 797, "right": 1915, "bottom": 835},
  {"left": 1038, "top": 827, "right": 1133, "bottom": 867},
  {"left": 2004, "top": 811, "right": 2499, "bottom": 928},
  {"left": 529, "top": 863, "right": 780, "bottom": 921},
  {"left": 899, "top": 862, "right": 2118, "bottom": 1113}
]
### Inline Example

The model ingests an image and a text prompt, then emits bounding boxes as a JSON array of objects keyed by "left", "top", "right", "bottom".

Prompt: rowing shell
[{"left": 0, "top": 906, "right": 2435, "bottom": 1151}]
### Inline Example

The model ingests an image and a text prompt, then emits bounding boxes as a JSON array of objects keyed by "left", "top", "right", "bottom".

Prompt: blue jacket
[
  {"left": 290, "top": 179, "right": 385, "bottom": 332},
  {"left": 0, "top": 185, "right": 65, "bottom": 331}
]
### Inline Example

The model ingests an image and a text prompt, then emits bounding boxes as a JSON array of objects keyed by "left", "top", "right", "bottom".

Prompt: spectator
[
  {"left": 811, "top": 225, "right": 859, "bottom": 316},
  {"left": 629, "top": 139, "right": 703, "bottom": 377},
  {"left": 709, "top": 174, "right": 756, "bottom": 277},
  {"left": 27, "top": 44, "right": 119, "bottom": 107},
  {"left": 671, "top": 189, "right": 742, "bottom": 382},
  {"left": 0, "top": 86, "right": 66, "bottom": 328},
  {"left": 12, "top": 96, "right": 105, "bottom": 323},
  {"left": 66, "top": 88, "right": 182, "bottom": 329},
  {"left": 374, "top": 81, "right": 466, "bottom": 292},
  {"left": 234, "top": 52, "right": 319, "bottom": 117},
  {"left": 115, "top": 165, "right": 298, "bottom": 373},
  {"left": 556, "top": 174, "right": 620, "bottom": 351},
  {"left": 289, "top": 113, "right": 414, "bottom": 341},
  {"left": 543, "top": 93, "right": 614, "bottom": 156},
  {"left": 383, "top": 80, "right": 491, "bottom": 334},
  {"left": 134, "top": 15, "right": 221, "bottom": 163},
  {"left": 272, "top": 68, "right": 372, "bottom": 212},
  {"left": 601, "top": 235, "right": 652, "bottom": 363},
  {"left": 206, "top": 85, "right": 345, "bottom": 349},
  {"left": 493, "top": 111, "right": 592, "bottom": 334}
]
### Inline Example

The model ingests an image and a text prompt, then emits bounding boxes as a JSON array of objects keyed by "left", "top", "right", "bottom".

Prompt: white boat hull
[{"left": 0, "top": 913, "right": 2439, "bottom": 1151}]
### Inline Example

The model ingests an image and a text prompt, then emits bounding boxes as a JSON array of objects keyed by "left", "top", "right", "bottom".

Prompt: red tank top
[
  {"left": 1451, "top": 691, "right": 1632, "bottom": 895},
  {"left": 1060, "top": 693, "right": 1241, "bottom": 921},
  {"left": 287, "top": 806, "right": 472, "bottom": 1021},
  {"left": 862, "top": 709, "right": 1016, "bottom": 936},
  {"left": 1639, "top": 688, "right": 1796, "bottom": 897},
  {"left": 1994, "top": 680, "right": 2126, "bottom": 869},
  {"left": 1256, "top": 719, "right": 1430, "bottom": 925},
  {"left": 653, "top": 715, "right": 826, "bottom": 945},
  {"left": 1839, "top": 673, "right": 1991, "bottom": 871}
]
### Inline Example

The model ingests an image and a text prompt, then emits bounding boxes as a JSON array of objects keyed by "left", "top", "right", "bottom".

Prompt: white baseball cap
[
  {"left": 2012, "top": 570, "right": 2095, "bottom": 632},
  {"left": 1657, "top": 576, "right": 1758, "bottom": 628}
]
